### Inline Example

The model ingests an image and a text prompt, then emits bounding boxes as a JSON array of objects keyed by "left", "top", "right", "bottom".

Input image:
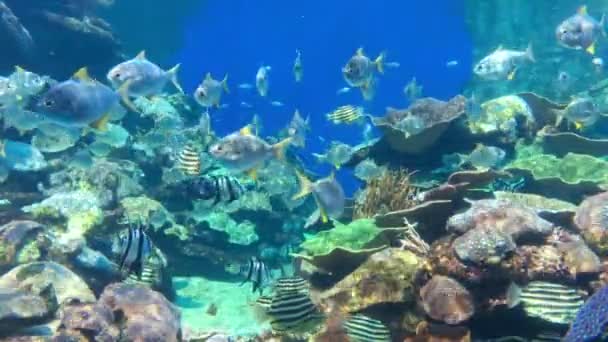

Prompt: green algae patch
[
  {"left": 298, "top": 218, "right": 384, "bottom": 256},
  {"left": 507, "top": 153, "right": 608, "bottom": 185}
]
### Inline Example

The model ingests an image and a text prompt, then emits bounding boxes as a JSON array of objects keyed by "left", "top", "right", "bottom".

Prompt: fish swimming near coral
[
  {"left": 176, "top": 143, "right": 201, "bottom": 176},
  {"left": 467, "top": 143, "right": 506, "bottom": 169},
  {"left": 343, "top": 315, "right": 391, "bottom": 342},
  {"left": 556, "top": 5, "right": 605, "bottom": 55},
  {"left": 112, "top": 223, "right": 154, "bottom": 278},
  {"left": 342, "top": 47, "right": 385, "bottom": 88},
  {"left": 506, "top": 281, "right": 585, "bottom": 325},
  {"left": 273, "top": 276, "right": 309, "bottom": 295},
  {"left": 255, "top": 289, "right": 323, "bottom": 333},
  {"left": 293, "top": 170, "right": 345, "bottom": 223},
  {"left": 107, "top": 50, "right": 182, "bottom": 111},
  {"left": 124, "top": 248, "right": 167, "bottom": 288},
  {"left": 36, "top": 67, "right": 119, "bottom": 131},
  {"left": 231, "top": 256, "right": 272, "bottom": 294},
  {"left": 208, "top": 125, "right": 292, "bottom": 179},
  {"left": 556, "top": 96, "right": 604, "bottom": 130},
  {"left": 285, "top": 109, "right": 310, "bottom": 148},
  {"left": 256, "top": 65, "right": 271, "bottom": 97},
  {"left": 326, "top": 105, "right": 365, "bottom": 125},
  {"left": 474, "top": 44, "right": 535, "bottom": 80},
  {"left": 403, "top": 77, "right": 423, "bottom": 102},
  {"left": 313, "top": 141, "right": 355, "bottom": 169},
  {"left": 194, "top": 73, "right": 229, "bottom": 109},
  {"left": 187, "top": 175, "right": 247, "bottom": 204},
  {"left": 293, "top": 49, "right": 303, "bottom": 82}
]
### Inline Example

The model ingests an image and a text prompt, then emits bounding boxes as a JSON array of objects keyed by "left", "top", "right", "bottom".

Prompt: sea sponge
[{"left": 419, "top": 275, "right": 474, "bottom": 325}]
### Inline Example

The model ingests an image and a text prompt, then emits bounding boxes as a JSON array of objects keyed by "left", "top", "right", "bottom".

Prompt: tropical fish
[
  {"left": 273, "top": 276, "right": 309, "bottom": 294},
  {"left": 506, "top": 281, "right": 585, "bottom": 325},
  {"left": 362, "top": 122, "right": 375, "bottom": 142},
  {"left": 286, "top": 109, "right": 310, "bottom": 148},
  {"left": 342, "top": 47, "right": 385, "bottom": 88},
  {"left": 313, "top": 141, "right": 355, "bottom": 169},
  {"left": 106, "top": 51, "right": 182, "bottom": 111},
  {"left": 36, "top": 67, "right": 119, "bottom": 131},
  {"left": 256, "top": 290, "right": 323, "bottom": 333},
  {"left": 556, "top": 5, "right": 605, "bottom": 55},
  {"left": 293, "top": 49, "right": 303, "bottom": 82},
  {"left": 293, "top": 170, "right": 345, "bottom": 223},
  {"left": 354, "top": 159, "right": 386, "bottom": 182},
  {"left": 403, "top": 77, "right": 423, "bottom": 102},
  {"left": 474, "top": 44, "right": 535, "bottom": 80},
  {"left": 188, "top": 175, "right": 246, "bottom": 204},
  {"left": 326, "top": 105, "right": 364, "bottom": 125},
  {"left": 194, "top": 73, "right": 229, "bottom": 109},
  {"left": 256, "top": 65, "right": 271, "bottom": 97},
  {"left": 557, "top": 97, "right": 602, "bottom": 129},
  {"left": 176, "top": 143, "right": 200, "bottom": 176},
  {"left": 446, "top": 60, "right": 459, "bottom": 67},
  {"left": 343, "top": 315, "right": 391, "bottom": 342},
  {"left": 238, "top": 83, "right": 254, "bottom": 90},
  {"left": 208, "top": 125, "right": 292, "bottom": 179},
  {"left": 112, "top": 223, "right": 154, "bottom": 278},
  {"left": 270, "top": 101, "right": 284, "bottom": 107},
  {"left": 234, "top": 256, "right": 272, "bottom": 294},
  {"left": 467, "top": 144, "right": 506, "bottom": 169}
]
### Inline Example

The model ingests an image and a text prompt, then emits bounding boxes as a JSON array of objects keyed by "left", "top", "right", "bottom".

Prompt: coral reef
[
  {"left": 541, "top": 131, "right": 608, "bottom": 157},
  {"left": 120, "top": 195, "right": 188, "bottom": 240},
  {"left": 419, "top": 275, "right": 475, "bottom": 325},
  {"left": 0, "top": 284, "right": 58, "bottom": 336},
  {"left": 353, "top": 168, "right": 419, "bottom": 219},
  {"left": 453, "top": 226, "right": 516, "bottom": 265},
  {"left": 573, "top": 191, "right": 608, "bottom": 255},
  {"left": 0, "top": 220, "right": 45, "bottom": 272},
  {"left": 565, "top": 284, "right": 608, "bottom": 342},
  {"left": 468, "top": 95, "right": 535, "bottom": 140},
  {"left": 371, "top": 95, "right": 466, "bottom": 154}
]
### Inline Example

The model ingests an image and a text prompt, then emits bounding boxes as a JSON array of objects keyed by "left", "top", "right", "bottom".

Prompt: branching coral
[
  {"left": 353, "top": 169, "right": 419, "bottom": 218},
  {"left": 398, "top": 218, "right": 430, "bottom": 256}
]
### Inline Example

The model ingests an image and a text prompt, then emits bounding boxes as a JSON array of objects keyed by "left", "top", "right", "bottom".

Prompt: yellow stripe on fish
[
  {"left": 177, "top": 144, "right": 201, "bottom": 176},
  {"left": 326, "top": 105, "right": 364, "bottom": 124}
]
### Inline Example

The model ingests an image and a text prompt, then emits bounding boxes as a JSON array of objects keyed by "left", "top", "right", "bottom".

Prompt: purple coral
[
  {"left": 565, "top": 285, "right": 608, "bottom": 342},
  {"left": 453, "top": 227, "right": 516, "bottom": 265}
]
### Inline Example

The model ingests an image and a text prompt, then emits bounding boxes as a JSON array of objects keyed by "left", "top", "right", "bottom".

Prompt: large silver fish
[
  {"left": 107, "top": 51, "right": 182, "bottom": 111},
  {"left": 293, "top": 171, "right": 345, "bottom": 223},
  {"left": 342, "top": 48, "right": 385, "bottom": 88},
  {"left": 556, "top": 6, "right": 605, "bottom": 55},
  {"left": 35, "top": 68, "right": 119, "bottom": 130},
  {"left": 208, "top": 126, "right": 292, "bottom": 178},
  {"left": 194, "top": 73, "right": 229, "bottom": 109}
]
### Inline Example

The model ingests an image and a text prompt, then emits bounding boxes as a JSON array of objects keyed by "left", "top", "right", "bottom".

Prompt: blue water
[{"left": 174, "top": 1, "right": 473, "bottom": 194}]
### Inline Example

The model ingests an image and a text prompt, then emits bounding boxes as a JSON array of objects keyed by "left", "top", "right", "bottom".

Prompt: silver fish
[
  {"left": 256, "top": 65, "right": 271, "bottom": 97},
  {"left": 194, "top": 73, "right": 229, "bottom": 109},
  {"left": 474, "top": 44, "right": 535, "bottom": 80},
  {"left": 556, "top": 5, "right": 605, "bottom": 55},
  {"left": 342, "top": 47, "right": 385, "bottom": 88},
  {"left": 293, "top": 171, "right": 345, "bottom": 223}
]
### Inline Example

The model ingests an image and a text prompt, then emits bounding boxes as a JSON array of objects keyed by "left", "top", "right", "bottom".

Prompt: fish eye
[
  {"left": 44, "top": 99, "right": 54, "bottom": 107},
  {"left": 114, "top": 72, "right": 121, "bottom": 78}
]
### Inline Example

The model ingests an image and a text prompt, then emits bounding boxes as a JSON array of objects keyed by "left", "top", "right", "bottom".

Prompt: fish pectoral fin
[
  {"left": 586, "top": 43, "right": 596, "bottom": 55},
  {"left": 90, "top": 113, "right": 111, "bottom": 131},
  {"left": 554, "top": 115, "right": 564, "bottom": 127},
  {"left": 73, "top": 67, "right": 93, "bottom": 82},
  {"left": 222, "top": 74, "right": 230, "bottom": 93},
  {"left": 574, "top": 121, "right": 584, "bottom": 130},
  {"left": 118, "top": 80, "right": 139, "bottom": 113}
]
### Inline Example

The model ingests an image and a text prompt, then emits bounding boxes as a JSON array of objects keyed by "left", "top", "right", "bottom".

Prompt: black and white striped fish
[
  {"left": 344, "top": 315, "right": 391, "bottom": 342},
  {"left": 189, "top": 175, "right": 246, "bottom": 204},
  {"left": 177, "top": 144, "right": 201, "bottom": 176},
  {"left": 273, "top": 276, "right": 309, "bottom": 295},
  {"left": 506, "top": 281, "right": 585, "bottom": 325},
  {"left": 262, "top": 290, "right": 323, "bottom": 333},
  {"left": 112, "top": 224, "right": 153, "bottom": 278},
  {"left": 234, "top": 257, "right": 272, "bottom": 294}
]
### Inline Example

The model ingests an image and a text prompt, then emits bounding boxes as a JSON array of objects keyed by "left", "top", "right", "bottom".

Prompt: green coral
[
  {"left": 299, "top": 218, "right": 384, "bottom": 256},
  {"left": 507, "top": 152, "right": 608, "bottom": 185},
  {"left": 67, "top": 209, "right": 103, "bottom": 235},
  {"left": 206, "top": 212, "right": 258, "bottom": 245},
  {"left": 15, "top": 240, "right": 41, "bottom": 264},
  {"left": 121, "top": 196, "right": 189, "bottom": 240}
]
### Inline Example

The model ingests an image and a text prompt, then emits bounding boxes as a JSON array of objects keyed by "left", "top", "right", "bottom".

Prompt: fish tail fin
[
  {"left": 375, "top": 52, "right": 386, "bottom": 74},
  {"left": 168, "top": 64, "right": 184, "bottom": 94},
  {"left": 292, "top": 170, "right": 313, "bottom": 200},
  {"left": 272, "top": 137, "right": 293, "bottom": 161},
  {"left": 222, "top": 74, "right": 230, "bottom": 93},
  {"left": 587, "top": 43, "right": 597, "bottom": 55},
  {"left": 90, "top": 113, "right": 111, "bottom": 131},
  {"left": 506, "top": 283, "right": 522, "bottom": 309},
  {"left": 118, "top": 80, "right": 139, "bottom": 113},
  {"left": 525, "top": 43, "right": 535, "bottom": 63}
]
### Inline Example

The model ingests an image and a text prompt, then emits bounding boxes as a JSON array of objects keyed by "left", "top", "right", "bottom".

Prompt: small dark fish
[
  {"left": 238, "top": 256, "right": 272, "bottom": 294},
  {"left": 176, "top": 144, "right": 200, "bottom": 176},
  {"left": 188, "top": 175, "right": 246, "bottom": 204},
  {"left": 273, "top": 276, "right": 309, "bottom": 294},
  {"left": 344, "top": 315, "right": 391, "bottom": 342},
  {"left": 112, "top": 223, "right": 153, "bottom": 278}
]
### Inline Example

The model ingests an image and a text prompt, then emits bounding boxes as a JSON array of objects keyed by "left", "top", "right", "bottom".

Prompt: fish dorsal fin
[
  {"left": 14, "top": 65, "right": 25, "bottom": 73},
  {"left": 135, "top": 50, "right": 146, "bottom": 60},
  {"left": 356, "top": 47, "right": 364, "bottom": 56},
  {"left": 495, "top": 45, "right": 503, "bottom": 51},
  {"left": 205, "top": 72, "right": 212, "bottom": 81},
  {"left": 73, "top": 67, "right": 93, "bottom": 82},
  {"left": 240, "top": 125, "right": 253, "bottom": 136},
  {"left": 578, "top": 5, "right": 588, "bottom": 15}
]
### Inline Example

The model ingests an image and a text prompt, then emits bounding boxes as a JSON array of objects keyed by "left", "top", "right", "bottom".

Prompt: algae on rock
[
  {"left": 508, "top": 153, "right": 608, "bottom": 185},
  {"left": 298, "top": 218, "right": 385, "bottom": 257}
]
